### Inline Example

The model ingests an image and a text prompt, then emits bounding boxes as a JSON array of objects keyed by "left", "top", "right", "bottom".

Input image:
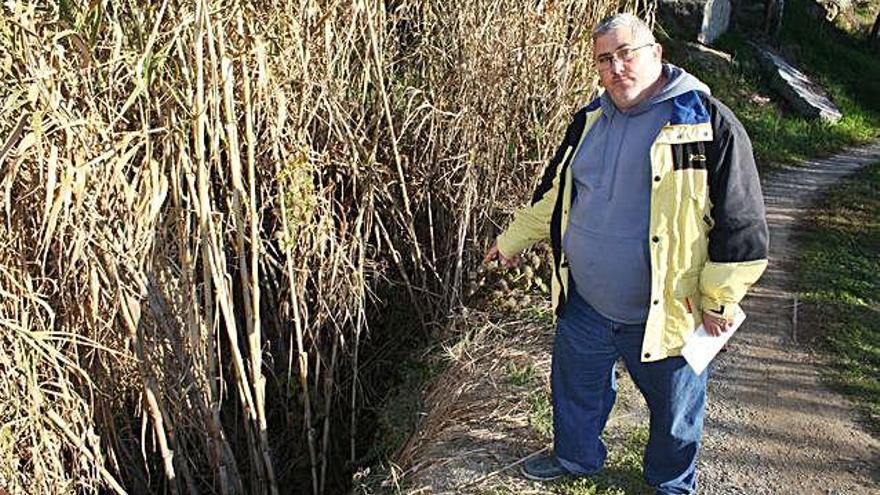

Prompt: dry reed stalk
[
  {"left": 118, "top": 289, "right": 178, "bottom": 494},
  {"left": 319, "top": 332, "right": 340, "bottom": 494},
  {"left": 282, "top": 229, "right": 319, "bottom": 495},
  {"left": 238, "top": 12, "right": 279, "bottom": 495},
  {"left": 0, "top": 0, "right": 634, "bottom": 493},
  {"left": 192, "top": 2, "right": 244, "bottom": 492},
  {"left": 217, "top": 15, "right": 277, "bottom": 491}
]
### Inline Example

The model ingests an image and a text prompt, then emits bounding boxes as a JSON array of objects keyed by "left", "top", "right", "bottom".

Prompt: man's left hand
[{"left": 702, "top": 312, "right": 732, "bottom": 337}]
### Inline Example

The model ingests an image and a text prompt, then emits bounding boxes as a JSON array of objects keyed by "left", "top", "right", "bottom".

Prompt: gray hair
[{"left": 592, "top": 13, "right": 656, "bottom": 43}]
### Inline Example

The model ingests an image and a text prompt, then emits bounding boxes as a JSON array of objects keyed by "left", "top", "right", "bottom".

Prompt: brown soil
[{"left": 389, "top": 141, "right": 880, "bottom": 494}]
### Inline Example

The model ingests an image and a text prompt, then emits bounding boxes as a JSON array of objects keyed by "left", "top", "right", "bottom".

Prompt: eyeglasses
[{"left": 595, "top": 43, "right": 654, "bottom": 71}]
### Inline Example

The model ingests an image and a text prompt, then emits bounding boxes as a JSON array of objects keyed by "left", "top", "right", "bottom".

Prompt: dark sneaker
[{"left": 521, "top": 453, "right": 572, "bottom": 481}]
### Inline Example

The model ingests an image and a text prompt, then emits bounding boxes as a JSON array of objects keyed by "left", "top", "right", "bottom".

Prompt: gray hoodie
[{"left": 562, "top": 64, "right": 711, "bottom": 324}]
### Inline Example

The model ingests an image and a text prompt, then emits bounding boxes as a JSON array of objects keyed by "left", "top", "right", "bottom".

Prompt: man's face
[{"left": 594, "top": 27, "right": 663, "bottom": 111}]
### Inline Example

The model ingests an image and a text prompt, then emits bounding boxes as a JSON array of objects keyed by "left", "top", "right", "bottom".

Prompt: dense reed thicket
[{"left": 0, "top": 0, "right": 648, "bottom": 493}]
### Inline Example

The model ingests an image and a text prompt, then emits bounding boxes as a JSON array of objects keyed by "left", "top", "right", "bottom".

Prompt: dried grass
[{"left": 0, "top": 0, "right": 649, "bottom": 493}]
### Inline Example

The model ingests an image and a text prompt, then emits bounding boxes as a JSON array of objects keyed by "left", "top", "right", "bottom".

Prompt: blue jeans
[{"left": 552, "top": 289, "right": 708, "bottom": 495}]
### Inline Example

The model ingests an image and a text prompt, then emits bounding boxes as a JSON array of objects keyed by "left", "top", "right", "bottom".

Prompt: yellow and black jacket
[{"left": 496, "top": 91, "right": 769, "bottom": 362}]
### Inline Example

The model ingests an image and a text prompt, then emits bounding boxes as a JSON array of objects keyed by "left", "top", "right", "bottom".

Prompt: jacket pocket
[
  {"left": 672, "top": 270, "right": 701, "bottom": 298},
  {"left": 672, "top": 271, "right": 702, "bottom": 318}
]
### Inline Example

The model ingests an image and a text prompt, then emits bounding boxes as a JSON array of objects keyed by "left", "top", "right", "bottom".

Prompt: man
[{"left": 483, "top": 13, "right": 768, "bottom": 495}]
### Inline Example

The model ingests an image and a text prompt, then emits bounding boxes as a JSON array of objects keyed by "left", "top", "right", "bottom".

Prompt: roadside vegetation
[{"left": 794, "top": 164, "right": 880, "bottom": 435}]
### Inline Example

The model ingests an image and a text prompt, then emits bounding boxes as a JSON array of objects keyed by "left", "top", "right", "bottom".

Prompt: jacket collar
[{"left": 582, "top": 89, "right": 713, "bottom": 145}]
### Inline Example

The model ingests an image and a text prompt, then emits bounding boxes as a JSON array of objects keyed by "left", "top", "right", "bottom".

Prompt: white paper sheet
[{"left": 681, "top": 305, "right": 746, "bottom": 375}]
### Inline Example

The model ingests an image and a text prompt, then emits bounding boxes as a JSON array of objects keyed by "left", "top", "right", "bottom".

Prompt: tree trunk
[
  {"left": 871, "top": 11, "right": 880, "bottom": 51},
  {"left": 764, "top": 0, "right": 785, "bottom": 43}
]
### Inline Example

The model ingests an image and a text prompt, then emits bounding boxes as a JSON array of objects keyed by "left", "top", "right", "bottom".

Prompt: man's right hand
[
  {"left": 483, "top": 241, "right": 520, "bottom": 268},
  {"left": 702, "top": 312, "right": 733, "bottom": 337}
]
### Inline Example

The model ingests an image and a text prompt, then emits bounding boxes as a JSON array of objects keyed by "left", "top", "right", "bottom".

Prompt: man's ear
[{"left": 653, "top": 43, "right": 663, "bottom": 60}]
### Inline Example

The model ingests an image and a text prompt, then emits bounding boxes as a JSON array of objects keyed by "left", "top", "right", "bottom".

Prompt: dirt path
[
  {"left": 396, "top": 141, "right": 880, "bottom": 494},
  {"left": 696, "top": 141, "right": 880, "bottom": 494}
]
